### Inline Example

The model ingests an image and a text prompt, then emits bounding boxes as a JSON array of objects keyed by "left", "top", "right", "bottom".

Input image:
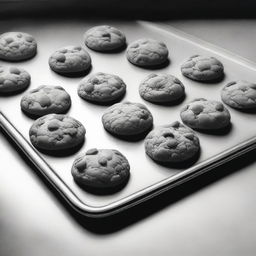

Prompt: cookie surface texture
[
  {"left": 49, "top": 46, "right": 91, "bottom": 74},
  {"left": 29, "top": 114, "right": 86, "bottom": 150},
  {"left": 0, "top": 32, "right": 37, "bottom": 61},
  {"left": 180, "top": 98, "right": 231, "bottom": 130},
  {"left": 181, "top": 55, "right": 224, "bottom": 81},
  {"left": 78, "top": 72, "right": 126, "bottom": 103},
  {"left": 126, "top": 38, "right": 169, "bottom": 67},
  {"left": 221, "top": 80, "right": 256, "bottom": 109},
  {"left": 84, "top": 25, "right": 126, "bottom": 51},
  {"left": 72, "top": 148, "right": 130, "bottom": 189},
  {"left": 21, "top": 85, "right": 71, "bottom": 117},
  {"left": 145, "top": 121, "right": 200, "bottom": 163},
  {"left": 102, "top": 102, "right": 153, "bottom": 136},
  {"left": 0, "top": 66, "right": 30, "bottom": 93},
  {"left": 139, "top": 73, "right": 185, "bottom": 103}
]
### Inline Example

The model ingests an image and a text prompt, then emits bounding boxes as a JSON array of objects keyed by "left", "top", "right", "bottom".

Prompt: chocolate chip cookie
[
  {"left": 78, "top": 72, "right": 126, "bottom": 104},
  {"left": 71, "top": 148, "right": 130, "bottom": 190},
  {"left": 126, "top": 38, "right": 169, "bottom": 67},
  {"left": 49, "top": 46, "right": 91, "bottom": 74},
  {"left": 139, "top": 73, "right": 185, "bottom": 103},
  {"left": 181, "top": 55, "right": 224, "bottom": 81},
  {"left": 102, "top": 102, "right": 153, "bottom": 136},
  {"left": 145, "top": 121, "right": 200, "bottom": 163},
  {"left": 0, "top": 66, "right": 30, "bottom": 93},
  {"left": 29, "top": 114, "right": 85, "bottom": 151},
  {"left": 221, "top": 80, "right": 256, "bottom": 109},
  {"left": 21, "top": 85, "right": 71, "bottom": 117},
  {"left": 180, "top": 98, "right": 231, "bottom": 130},
  {"left": 84, "top": 25, "right": 126, "bottom": 52},
  {"left": 0, "top": 32, "right": 37, "bottom": 61}
]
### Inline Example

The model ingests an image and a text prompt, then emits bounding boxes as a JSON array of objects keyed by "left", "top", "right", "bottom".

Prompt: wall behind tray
[{"left": 0, "top": 0, "right": 256, "bottom": 19}]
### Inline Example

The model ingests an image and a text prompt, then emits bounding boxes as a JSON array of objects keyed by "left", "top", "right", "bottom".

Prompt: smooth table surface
[{"left": 1, "top": 19, "right": 256, "bottom": 256}]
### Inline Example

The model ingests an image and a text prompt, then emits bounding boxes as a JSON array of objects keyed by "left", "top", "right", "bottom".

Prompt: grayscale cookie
[
  {"left": 29, "top": 114, "right": 86, "bottom": 151},
  {"left": 180, "top": 98, "right": 231, "bottom": 130},
  {"left": 49, "top": 46, "right": 91, "bottom": 74},
  {"left": 139, "top": 73, "right": 185, "bottom": 103},
  {"left": 126, "top": 38, "right": 169, "bottom": 67},
  {"left": 102, "top": 102, "right": 153, "bottom": 136},
  {"left": 71, "top": 148, "right": 130, "bottom": 189},
  {"left": 21, "top": 85, "right": 71, "bottom": 117},
  {"left": 0, "top": 66, "right": 30, "bottom": 93},
  {"left": 145, "top": 121, "right": 200, "bottom": 163},
  {"left": 0, "top": 32, "right": 37, "bottom": 61},
  {"left": 78, "top": 72, "right": 126, "bottom": 103},
  {"left": 221, "top": 80, "right": 256, "bottom": 109},
  {"left": 181, "top": 55, "right": 224, "bottom": 81},
  {"left": 84, "top": 25, "right": 126, "bottom": 52}
]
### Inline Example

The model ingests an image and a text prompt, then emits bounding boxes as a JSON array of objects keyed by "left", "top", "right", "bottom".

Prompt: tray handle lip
[{"left": 1, "top": 111, "right": 256, "bottom": 218}]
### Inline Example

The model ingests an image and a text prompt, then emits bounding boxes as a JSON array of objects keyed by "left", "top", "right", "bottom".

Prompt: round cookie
[
  {"left": 0, "top": 66, "right": 30, "bottom": 93},
  {"left": 102, "top": 102, "right": 153, "bottom": 136},
  {"left": 181, "top": 55, "right": 224, "bottom": 81},
  {"left": 21, "top": 85, "right": 71, "bottom": 117},
  {"left": 126, "top": 38, "right": 169, "bottom": 67},
  {"left": 139, "top": 73, "right": 185, "bottom": 103},
  {"left": 78, "top": 72, "right": 126, "bottom": 104},
  {"left": 29, "top": 114, "right": 86, "bottom": 151},
  {"left": 0, "top": 32, "right": 37, "bottom": 61},
  {"left": 84, "top": 25, "right": 126, "bottom": 52},
  {"left": 145, "top": 121, "right": 200, "bottom": 163},
  {"left": 221, "top": 80, "right": 256, "bottom": 109},
  {"left": 48, "top": 46, "right": 91, "bottom": 74},
  {"left": 180, "top": 98, "right": 231, "bottom": 130},
  {"left": 71, "top": 148, "right": 130, "bottom": 190}
]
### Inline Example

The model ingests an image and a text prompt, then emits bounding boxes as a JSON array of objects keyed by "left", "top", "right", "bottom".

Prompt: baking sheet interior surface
[{"left": 0, "top": 19, "right": 256, "bottom": 208}]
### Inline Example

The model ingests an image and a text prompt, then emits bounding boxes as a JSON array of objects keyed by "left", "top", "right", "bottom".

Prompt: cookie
[
  {"left": 78, "top": 72, "right": 126, "bottom": 104},
  {"left": 221, "top": 80, "right": 256, "bottom": 109},
  {"left": 180, "top": 98, "right": 231, "bottom": 130},
  {"left": 0, "top": 66, "right": 30, "bottom": 93},
  {"left": 49, "top": 46, "right": 91, "bottom": 74},
  {"left": 29, "top": 114, "right": 86, "bottom": 151},
  {"left": 102, "top": 102, "right": 153, "bottom": 136},
  {"left": 84, "top": 25, "right": 126, "bottom": 52},
  {"left": 71, "top": 148, "right": 130, "bottom": 190},
  {"left": 21, "top": 85, "right": 71, "bottom": 117},
  {"left": 139, "top": 73, "right": 185, "bottom": 103},
  {"left": 181, "top": 55, "right": 224, "bottom": 81},
  {"left": 0, "top": 32, "right": 37, "bottom": 61},
  {"left": 126, "top": 38, "right": 169, "bottom": 67},
  {"left": 145, "top": 121, "right": 200, "bottom": 163}
]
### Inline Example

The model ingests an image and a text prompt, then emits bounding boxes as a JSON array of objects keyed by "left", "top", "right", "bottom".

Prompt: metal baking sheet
[{"left": 1, "top": 19, "right": 256, "bottom": 218}]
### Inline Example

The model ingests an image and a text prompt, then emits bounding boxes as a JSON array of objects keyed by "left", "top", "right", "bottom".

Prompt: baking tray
[{"left": 1, "top": 20, "right": 256, "bottom": 218}]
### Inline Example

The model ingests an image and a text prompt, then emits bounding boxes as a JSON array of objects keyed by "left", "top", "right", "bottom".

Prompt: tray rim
[
  {"left": 1, "top": 21, "right": 256, "bottom": 218},
  {"left": 147, "top": 21, "right": 256, "bottom": 72}
]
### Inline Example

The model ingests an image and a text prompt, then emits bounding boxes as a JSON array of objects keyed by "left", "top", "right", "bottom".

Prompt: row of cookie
[
  {"left": 0, "top": 63, "right": 255, "bottom": 118},
  {"left": 47, "top": 39, "right": 167, "bottom": 75},
  {"left": 0, "top": 26, "right": 166, "bottom": 68},
  {"left": 0, "top": 25, "right": 127, "bottom": 61},
  {"left": 28, "top": 113, "right": 130, "bottom": 191},
  {"left": 0, "top": 26, "right": 230, "bottom": 83},
  {"left": 79, "top": 72, "right": 185, "bottom": 105},
  {"left": 0, "top": 26, "right": 221, "bottom": 78}
]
